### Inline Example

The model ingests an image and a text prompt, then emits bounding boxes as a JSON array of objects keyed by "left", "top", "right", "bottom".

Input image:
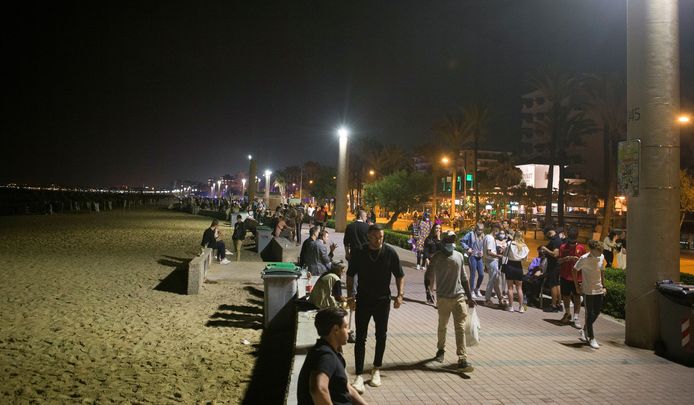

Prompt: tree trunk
[
  {"left": 545, "top": 163, "right": 555, "bottom": 226},
  {"left": 557, "top": 164, "right": 566, "bottom": 226},
  {"left": 601, "top": 132, "right": 617, "bottom": 240},
  {"left": 386, "top": 210, "right": 402, "bottom": 229},
  {"left": 474, "top": 134, "right": 480, "bottom": 221}
]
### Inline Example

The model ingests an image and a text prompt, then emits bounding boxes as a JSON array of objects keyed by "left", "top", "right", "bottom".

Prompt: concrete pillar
[
  {"left": 625, "top": 0, "right": 680, "bottom": 349},
  {"left": 265, "top": 171, "right": 271, "bottom": 208},
  {"left": 335, "top": 132, "right": 349, "bottom": 232}
]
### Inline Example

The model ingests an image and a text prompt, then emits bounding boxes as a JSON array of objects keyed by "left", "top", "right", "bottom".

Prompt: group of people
[
  {"left": 200, "top": 216, "right": 247, "bottom": 264},
  {"left": 292, "top": 211, "right": 609, "bottom": 404}
]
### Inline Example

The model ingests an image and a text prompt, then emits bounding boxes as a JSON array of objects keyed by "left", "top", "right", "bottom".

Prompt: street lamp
[
  {"left": 264, "top": 170, "right": 272, "bottom": 207},
  {"left": 336, "top": 126, "right": 350, "bottom": 232},
  {"left": 678, "top": 115, "right": 691, "bottom": 124},
  {"left": 241, "top": 178, "right": 247, "bottom": 199},
  {"left": 248, "top": 154, "right": 257, "bottom": 204}
]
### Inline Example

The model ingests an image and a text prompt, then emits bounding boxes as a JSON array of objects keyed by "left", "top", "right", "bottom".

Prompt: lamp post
[
  {"left": 248, "top": 155, "right": 257, "bottom": 205},
  {"left": 217, "top": 180, "right": 221, "bottom": 200},
  {"left": 441, "top": 156, "right": 456, "bottom": 221},
  {"left": 336, "top": 126, "right": 350, "bottom": 232},
  {"left": 264, "top": 170, "right": 272, "bottom": 208},
  {"left": 625, "top": 0, "right": 680, "bottom": 349},
  {"left": 241, "top": 178, "right": 247, "bottom": 200}
]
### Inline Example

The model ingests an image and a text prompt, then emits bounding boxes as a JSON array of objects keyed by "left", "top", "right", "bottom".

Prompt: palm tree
[
  {"left": 486, "top": 154, "right": 523, "bottom": 217},
  {"left": 418, "top": 141, "right": 446, "bottom": 216},
  {"left": 584, "top": 73, "right": 627, "bottom": 238},
  {"left": 273, "top": 173, "right": 288, "bottom": 204},
  {"left": 528, "top": 69, "right": 582, "bottom": 226},
  {"left": 462, "top": 104, "right": 489, "bottom": 221},
  {"left": 380, "top": 145, "right": 412, "bottom": 174},
  {"left": 435, "top": 112, "right": 469, "bottom": 219}
]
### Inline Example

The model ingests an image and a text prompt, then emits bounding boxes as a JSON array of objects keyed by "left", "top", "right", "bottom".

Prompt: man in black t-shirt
[
  {"left": 540, "top": 227, "right": 563, "bottom": 312},
  {"left": 297, "top": 307, "right": 367, "bottom": 405},
  {"left": 346, "top": 224, "right": 405, "bottom": 394}
]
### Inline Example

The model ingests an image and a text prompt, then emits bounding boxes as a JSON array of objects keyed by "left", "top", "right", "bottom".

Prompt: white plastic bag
[{"left": 465, "top": 307, "right": 481, "bottom": 347}]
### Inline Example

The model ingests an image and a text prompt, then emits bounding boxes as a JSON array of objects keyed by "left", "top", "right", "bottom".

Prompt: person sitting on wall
[{"left": 201, "top": 219, "right": 230, "bottom": 265}]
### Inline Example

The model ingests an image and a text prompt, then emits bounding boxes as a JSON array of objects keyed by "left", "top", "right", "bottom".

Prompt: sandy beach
[{"left": 0, "top": 209, "right": 261, "bottom": 404}]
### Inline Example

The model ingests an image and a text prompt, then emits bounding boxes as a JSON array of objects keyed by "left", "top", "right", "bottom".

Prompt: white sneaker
[
  {"left": 589, "top": 339, "right": 600, "bottom": 349},
  {"left": 416, "top": 264, "right": 421, "bottom": 270},
  {"left": 471, "top": 292, "right": 478, "bottom": 300},
  {"left": 579, "top": 329, "right": 588, "bottom": 343},
  {"left": 369, "top": 369, "right": 381, "bottom": 387},
  {"left": 573, "top": 315, "right": 582, "bottom": 329},
  {"left": 225, "top": 250, "right": 234, "bottom": 255},
  {"left": 220, "top": 259, "right": 231, "bottom": 265},
  {"left": 351, "top": 375, "right": 365, "bottom": 394}
]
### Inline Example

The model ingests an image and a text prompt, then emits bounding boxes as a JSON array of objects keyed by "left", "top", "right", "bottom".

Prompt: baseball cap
[{"left": 442, "top": 231, "right": 456, "bottom": 253}]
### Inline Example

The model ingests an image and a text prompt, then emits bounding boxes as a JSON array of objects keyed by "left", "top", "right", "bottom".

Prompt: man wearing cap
[{"left": 425, "top": 230, "right": 476, "bottom": 372}]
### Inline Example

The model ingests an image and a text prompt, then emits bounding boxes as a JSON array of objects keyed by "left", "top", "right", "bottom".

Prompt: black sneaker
[
  {"left": 458, "top": 360, "right": 474, "bottom": 372},
  {"left": 347, "top": 331, "right": 356, "bottom": 344},
  {"left": 434, "top": 349, "right": 445, "bottom": 363},
  {"left": 426, "top": 291, "right": 435, "bottom": 305}
]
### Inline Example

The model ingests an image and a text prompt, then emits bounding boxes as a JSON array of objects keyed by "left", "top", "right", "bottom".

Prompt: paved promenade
[{"left": 209, "top": 224, "right": 694, "bottom": 404}]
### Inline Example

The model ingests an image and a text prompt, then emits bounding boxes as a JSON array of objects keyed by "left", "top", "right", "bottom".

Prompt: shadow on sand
[{"left": 154, "top": 256, "right": 191, "bottom": 295}]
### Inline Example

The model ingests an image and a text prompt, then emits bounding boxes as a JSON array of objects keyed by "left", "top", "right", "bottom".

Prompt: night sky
[{"left": 3, "top": 1, "right": 693, "bottom": 187}]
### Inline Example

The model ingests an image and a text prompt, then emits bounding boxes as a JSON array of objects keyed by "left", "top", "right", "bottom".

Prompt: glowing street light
[
  {"left": 241, "top": 178, "right": 247, "bottom": 199},
  {"left": 678, "top": 115, "right": 691, "bottom": 124},
  {"left": 369, "top": 169, "right": 375, "bottom": 176},
  {"left": 336, "top": 126, "right": 350, "bottom": 232},
  {"left": 264, "top": 170, "right": 272, "bottom": 206}
]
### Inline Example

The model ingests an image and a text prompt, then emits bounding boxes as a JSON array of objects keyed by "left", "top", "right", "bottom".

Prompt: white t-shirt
[
  {"left": 483, "top": 234, "right": 498, "bottom": 264},
  {"left": 574, "top": 252, "right": 605, "bottom": 295},
  {"left": 307, "top": 206, "right": 315, "bottom": 216}
]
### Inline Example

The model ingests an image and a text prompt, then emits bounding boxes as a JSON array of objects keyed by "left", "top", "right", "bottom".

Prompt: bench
[
  {"left": 286, "top": 310, "right": 319, "bottom": 405},
  {"left": 187, "top": 248, "right": 213, "bottom": 294}
]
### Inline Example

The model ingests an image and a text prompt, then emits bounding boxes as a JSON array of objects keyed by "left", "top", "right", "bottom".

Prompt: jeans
[
  {"left": 436, "top": 296, "right": 469, "bottom": 360},
  {"left": 469, "top": 256, "right": 484, "bottom": 292},
  {"left": 354, "top": 299, "right": 390, "bottom": 374},
  {"left": 484, "top": 260, "right": 502, "bottom": 302},
  {"left": 295, "top": 222, "right": 302, "bottom": 243},
  {"left": 416, "top": 250, "right": 425, "bottom": 267},
  {"left": 584, "top": 294, "right": 604, "bottom": 339},
  {"left": 214, "top": 241, "right": 226, "bottom": 260}
]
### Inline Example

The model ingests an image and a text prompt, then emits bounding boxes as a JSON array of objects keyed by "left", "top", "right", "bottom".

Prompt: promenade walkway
[{"left": 209, "top": 224, "right": 694, "bottom": 404}]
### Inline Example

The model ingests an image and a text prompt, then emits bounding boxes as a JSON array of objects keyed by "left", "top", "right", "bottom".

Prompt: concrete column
[
  {"left": 625, "top": 0, "right": 680, "bottom": 349},
  {"left": 335, "top": 133, "right": 349, "bottom": 232},
  {"left": 265, "top": 171, "right": 271, "bottom": 208}
]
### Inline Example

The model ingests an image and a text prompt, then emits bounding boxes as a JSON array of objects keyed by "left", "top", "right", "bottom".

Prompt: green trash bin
[
  {"left": 656, "top": 281, "right": 694, "bottom": 366},
  {"left": 261, "top": 265, "right": 301, "bottom": 329}
]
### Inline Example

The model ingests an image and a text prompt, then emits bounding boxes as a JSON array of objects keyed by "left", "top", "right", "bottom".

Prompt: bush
[
  {"left": 326, "top": 219, "right": 335, "bottom": 229},
  {"left": 599, "top": 270, "right": 692, "bottom": 320},
  {"left": 384, "top": 230, "right": 412, "bottom": 250}
]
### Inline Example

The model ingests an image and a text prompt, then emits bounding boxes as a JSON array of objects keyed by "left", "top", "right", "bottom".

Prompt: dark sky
[{"left": 3, "top": 0, "right": 693, "bottom": 187}]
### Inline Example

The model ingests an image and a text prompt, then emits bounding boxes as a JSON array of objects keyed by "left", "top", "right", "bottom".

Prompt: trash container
[
  {"left": 256, "top": 226, "right": 273, "bottom": 253},
  {"left": 261, "top": 264, "right": 301, "bottom": 330},
  {"left": 656, "top": 281, "right": 694, "bottom": 366}
]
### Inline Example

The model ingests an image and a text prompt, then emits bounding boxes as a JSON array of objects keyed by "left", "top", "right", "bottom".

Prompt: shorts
[
  {"left": 560, "top": 277, "right": 577, "bottom": 295},
  {"left": 545, "top": 268, "right": 560, "bottom": 287},
  {"left": 502, "top": 260, "right": 524, "bottom": 281}
]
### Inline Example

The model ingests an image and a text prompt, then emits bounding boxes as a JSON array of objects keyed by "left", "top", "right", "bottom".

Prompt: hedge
[{"left": 601, "top": 268, "right": 693, "bottom": 319}]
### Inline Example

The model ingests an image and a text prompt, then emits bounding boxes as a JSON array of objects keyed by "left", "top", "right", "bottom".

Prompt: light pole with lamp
[
  {"left": 441, "top": 156, "right": 457, "bottom": 222},
  {"left": 264, "top": 170, "right": 272, "bottom": 208},
  {"left": 248, "top": 155, "right": 257, "bottom": 205},
  {"left": 241, "top": 178, "right": 247, "bottom": 201},
  {"left": 335, "top": 126, "right": 350, "bottom": 232}
]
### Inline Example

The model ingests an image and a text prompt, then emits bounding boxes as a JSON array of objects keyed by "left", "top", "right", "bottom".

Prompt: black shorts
[
  {"left": 560, "top": 278, "right": 577, "bottom": 295},
  {"left": 545, "top": 268, "right": 560, "bottom": 287}
]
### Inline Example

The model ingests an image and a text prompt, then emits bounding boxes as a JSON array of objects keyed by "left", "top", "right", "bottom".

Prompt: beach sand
[{"left": 0, "top": 209, "right": 261, "bottom": 403}]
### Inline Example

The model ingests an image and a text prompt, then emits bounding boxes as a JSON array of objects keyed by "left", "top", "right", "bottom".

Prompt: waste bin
[
  {"left": 656, "top": 281, "right": 694, "bottom": 366},
  {"left": 256, "top": 226, "right": 273, "bottom": 253},
  {"left": 261, "top": 264, "right": 301, "bottom": 329}
]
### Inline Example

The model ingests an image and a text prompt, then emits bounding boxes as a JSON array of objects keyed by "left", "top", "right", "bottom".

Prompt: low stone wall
[
  {"left": 187, "top": 248, "right": 212, "bottom": 294},
  {"left": 286, "top": 310, "right": 319, "bottom": 405}
]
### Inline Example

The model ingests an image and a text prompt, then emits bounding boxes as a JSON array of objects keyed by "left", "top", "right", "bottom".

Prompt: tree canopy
[{"left": 363, "top": 170, "right": 431, "bottom": 228}]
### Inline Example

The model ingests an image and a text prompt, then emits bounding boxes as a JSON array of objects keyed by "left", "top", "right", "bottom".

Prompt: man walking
[
  {"left": 426, "top": 231, "right": 476, "bottom": 372},
  {"left": 347, "top": 224, "right": 405, "bottom": 394},
  {"left": 461, "top": 222, "right": 485, "bottom": 299},
  {"left": 232, "top": 214, "right": 246, "bottom": 262},
  {"left": 297, "top": 307, "right": 368, "bottom": 404},
  {"left": 540, "top": 227, "right": 563, "bottom": 312}
]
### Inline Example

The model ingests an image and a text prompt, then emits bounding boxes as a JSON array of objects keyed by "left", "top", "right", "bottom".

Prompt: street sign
[{"left": 618, "top": 139, "right": 641, "bottom": 197}]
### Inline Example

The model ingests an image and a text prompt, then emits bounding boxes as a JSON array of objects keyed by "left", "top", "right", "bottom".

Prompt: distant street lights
[{"left": 336, "top": 126, "right": 350, "bottom": 232}]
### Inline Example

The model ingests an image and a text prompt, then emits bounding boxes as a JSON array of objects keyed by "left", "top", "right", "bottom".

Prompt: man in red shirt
[{"left": 558, "top": 227, "right": 586, "bottom": 327}]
